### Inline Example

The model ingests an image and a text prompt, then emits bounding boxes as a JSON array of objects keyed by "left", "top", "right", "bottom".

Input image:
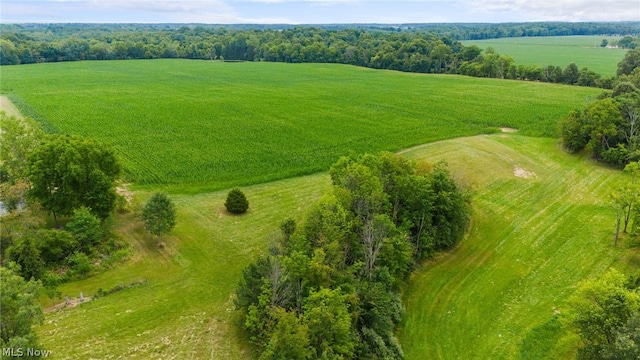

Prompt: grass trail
[
  {"left": 0, "top": 95, "right": 24, "bottom": 119},
  {"left": 398, "top": 134, "right": 637, "bottom": 359}
]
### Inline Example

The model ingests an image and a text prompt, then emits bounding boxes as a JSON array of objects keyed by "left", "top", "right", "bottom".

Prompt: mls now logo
[{"left": 2, "top": 348, "right": 51, "bottom": 357}]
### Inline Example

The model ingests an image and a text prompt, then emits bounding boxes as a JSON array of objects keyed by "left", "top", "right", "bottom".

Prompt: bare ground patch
[
  {"left": 514, "top": 166, "right": 536, "bottom": 179},
  {"left": 116, "top": 183, "right": 134, "bottom": 203},
  {"left": 0, "top": 96, "right": 24, "bottom": 119},
  {"left": 45, "top": 296, "right": 93, "bottom": 313}
]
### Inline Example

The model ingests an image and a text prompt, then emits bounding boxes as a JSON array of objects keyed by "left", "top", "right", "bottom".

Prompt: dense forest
[
  {"left": 1, "top": 23, "right": 639, "bottom": 88},
  {"left": 235, "top": 152, "right": 471, "bottom": 359}
]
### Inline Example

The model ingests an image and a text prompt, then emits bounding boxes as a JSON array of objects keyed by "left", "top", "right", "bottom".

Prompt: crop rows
[{"left": 0, "top": 60, "right": 601, "bottom": 191}]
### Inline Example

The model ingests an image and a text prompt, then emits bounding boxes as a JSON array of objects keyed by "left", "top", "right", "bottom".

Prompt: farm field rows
[
  {"left": 463, "top": 36, "right": 628, "bottom": 76},
  {"left": 0, "top": 60, "right": 600, "bottom": 192},
  {"left": 34, "top": 133, "right": 638, "bottom": 359}
]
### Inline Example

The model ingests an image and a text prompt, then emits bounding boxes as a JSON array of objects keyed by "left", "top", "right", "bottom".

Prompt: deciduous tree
[
  {"left": 65, "top": 207, "right": 102, "bottom": 253},
  {"left": 570, "top": 269, "right": 640, "bottom": 359},
  {"left": 141, "top": 193, "right": 176, "bottom": 238},
  {"left": 27, "top": 134, "right": 120, "bottom": 224},
  {"left": 618, "top": 48, "right": 640, "bottom": 76},
  {"left": 0, "top": 264, "right": 44, "bottom": 351}
]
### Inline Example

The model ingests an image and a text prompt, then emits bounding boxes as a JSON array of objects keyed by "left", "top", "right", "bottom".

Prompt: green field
[
  {"left": 2, "top": 61, "right": 633, "bottom": 359},
  {"left": 34, "top": 133, "right": 638, "bottom": 359},
  {"left": 398, "top": 135, "right": 638, "bottom": 359},
  {"left": 0, "top": 60, "right": 600, "bottom": 192},
  {"left": 37, "top": 174, "right": 331, "bottom": 358},
  {"left": 463, "top": 36, "right": 628, "bottom": 76}
]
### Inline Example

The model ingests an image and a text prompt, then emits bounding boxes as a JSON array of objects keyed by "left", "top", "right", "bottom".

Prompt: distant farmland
[
  {"left": 0, "top": 60, "right": 600, "bottom": 191},
  {"left": 463, "top": 36, "right": 627, "bottom": 76}
]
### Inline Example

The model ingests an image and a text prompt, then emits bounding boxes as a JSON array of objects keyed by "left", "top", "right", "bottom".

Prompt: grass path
[{"left": 398, "top": 135, "right": 637, "bottom": 359}]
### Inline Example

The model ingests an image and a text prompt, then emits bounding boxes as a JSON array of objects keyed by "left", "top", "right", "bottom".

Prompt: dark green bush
[{"left": 225, "top": 188, "right": 249, "bottom": 214}]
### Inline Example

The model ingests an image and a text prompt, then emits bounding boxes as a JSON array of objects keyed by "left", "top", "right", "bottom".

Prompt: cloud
[
  {"left": 464, "top": 0, "right": 640, "bottom": 21},
  {"left": 2, "top": 0, "right": 637, "bottom": 23},
  {"left": 1, "top": 0, "right": 292, "bottom": 23},
  {"left": 68, "top": 0, "right": 235, "bottom": 16}
]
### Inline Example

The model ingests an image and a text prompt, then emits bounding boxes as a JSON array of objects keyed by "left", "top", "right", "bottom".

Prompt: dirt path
[
  {"left": 0, "top": 96, "right": 24, "bottom": 119},
  {"left": 45, "top": 296, "right": 93, "bottom": 313}
]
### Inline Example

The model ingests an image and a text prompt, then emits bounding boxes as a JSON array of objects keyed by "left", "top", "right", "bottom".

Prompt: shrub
[
  {"left": 36, "top": 229, "right": 77, "bottom": 265},
  {"left": 225, "top": 188, "right": 249, "bottom": 214},
  {"left": 66, "top": 207, "right": 102, "bottom": 253},
  {"left": 67, "top": 252, "right": 93, "bottom": 276}
]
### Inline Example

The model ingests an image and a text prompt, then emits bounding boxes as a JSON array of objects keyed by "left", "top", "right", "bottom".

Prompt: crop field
[
  {"left": 33, "top": 133, "right": 638, "bottom": 359},
  {"left": 463, "top": 36, "right": 628, "bottom": 76},
  {"left": 0, "top": 60, "right": 600, "bottom": 192},
  {"left": 398, "top": 135, "right": 639, "bottom": 359}
]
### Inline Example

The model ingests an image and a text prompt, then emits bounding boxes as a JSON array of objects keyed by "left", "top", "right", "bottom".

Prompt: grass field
[
  {"left": 3, "top": 61, "right": 633, "bottom": 359},
  {"left": 32, "top": 132, "right": 638, "bottom": 359},
  {"left": 38, "top": 173, "right": 332, "bottom": 359},
  {"left": 463, "top": 36, "right": 628, "bottom": 76},
  {"left": 0, "top": 60, "right": 600, "bottom": 191},
  {"left": 398, "top": 135, "right": 639, "bottom": 359}
]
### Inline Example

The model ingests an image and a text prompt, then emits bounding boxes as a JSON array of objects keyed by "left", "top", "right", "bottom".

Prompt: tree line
[
  {"left": 569, "top": 268, "right": 640, "bottom": 359},
  {"left": 0, "top": 113, "right": 125, "bottom": 284},
  {"left": 1, "top": 24, "right": 638, "bottom": 89},
  {"left": 560, "top": 51, "right": 640, "bottom": 166},
  {"left": 0, "top": 111, "right": 182, "bottom": 283},
  {"left": 2, "top": 21, "right": 638, "bottom": 41},
  {"left": 559, "top": 54, "right": 640, "bottom": 358},
  {"left": 235, "top": 152, "right": 471, "bottom": 359}
]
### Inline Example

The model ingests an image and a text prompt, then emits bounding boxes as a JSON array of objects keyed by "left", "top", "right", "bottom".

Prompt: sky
[{"left": 1, "top": 0, "right": 639, "bottom": 24}]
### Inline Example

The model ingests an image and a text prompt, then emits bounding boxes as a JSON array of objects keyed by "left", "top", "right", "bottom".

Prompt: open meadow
[
  {"left": 463, "top": 36, "right": 628, "bottom": 76},
  {"left": 31, "top": 132, "right": 638, "bottom": 359},
  {"left": 0, "top": 60, "right": 600, "bottom": 192},
  {"left": 398, "top": 135, "right": 639, "bottom": 359},
  {"left": 1, "top": 61, "right": 633, "bottom": 359}
]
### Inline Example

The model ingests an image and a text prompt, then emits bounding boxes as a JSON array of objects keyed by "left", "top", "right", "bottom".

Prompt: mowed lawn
[
  {"left": 36, "top": 133, "right": 638, "bottom": 359},
  {"left": 463, "top": 36, "right": 628, "bottom": 76},
  {"left": 0, "top": 60, "right": 600, "bottom": 191},
  {"left": 38, "top": 173, "right": 332, "bottom": 359},
  {"left": 398, "top": 134, "right": 639, "bottom": 359}
]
